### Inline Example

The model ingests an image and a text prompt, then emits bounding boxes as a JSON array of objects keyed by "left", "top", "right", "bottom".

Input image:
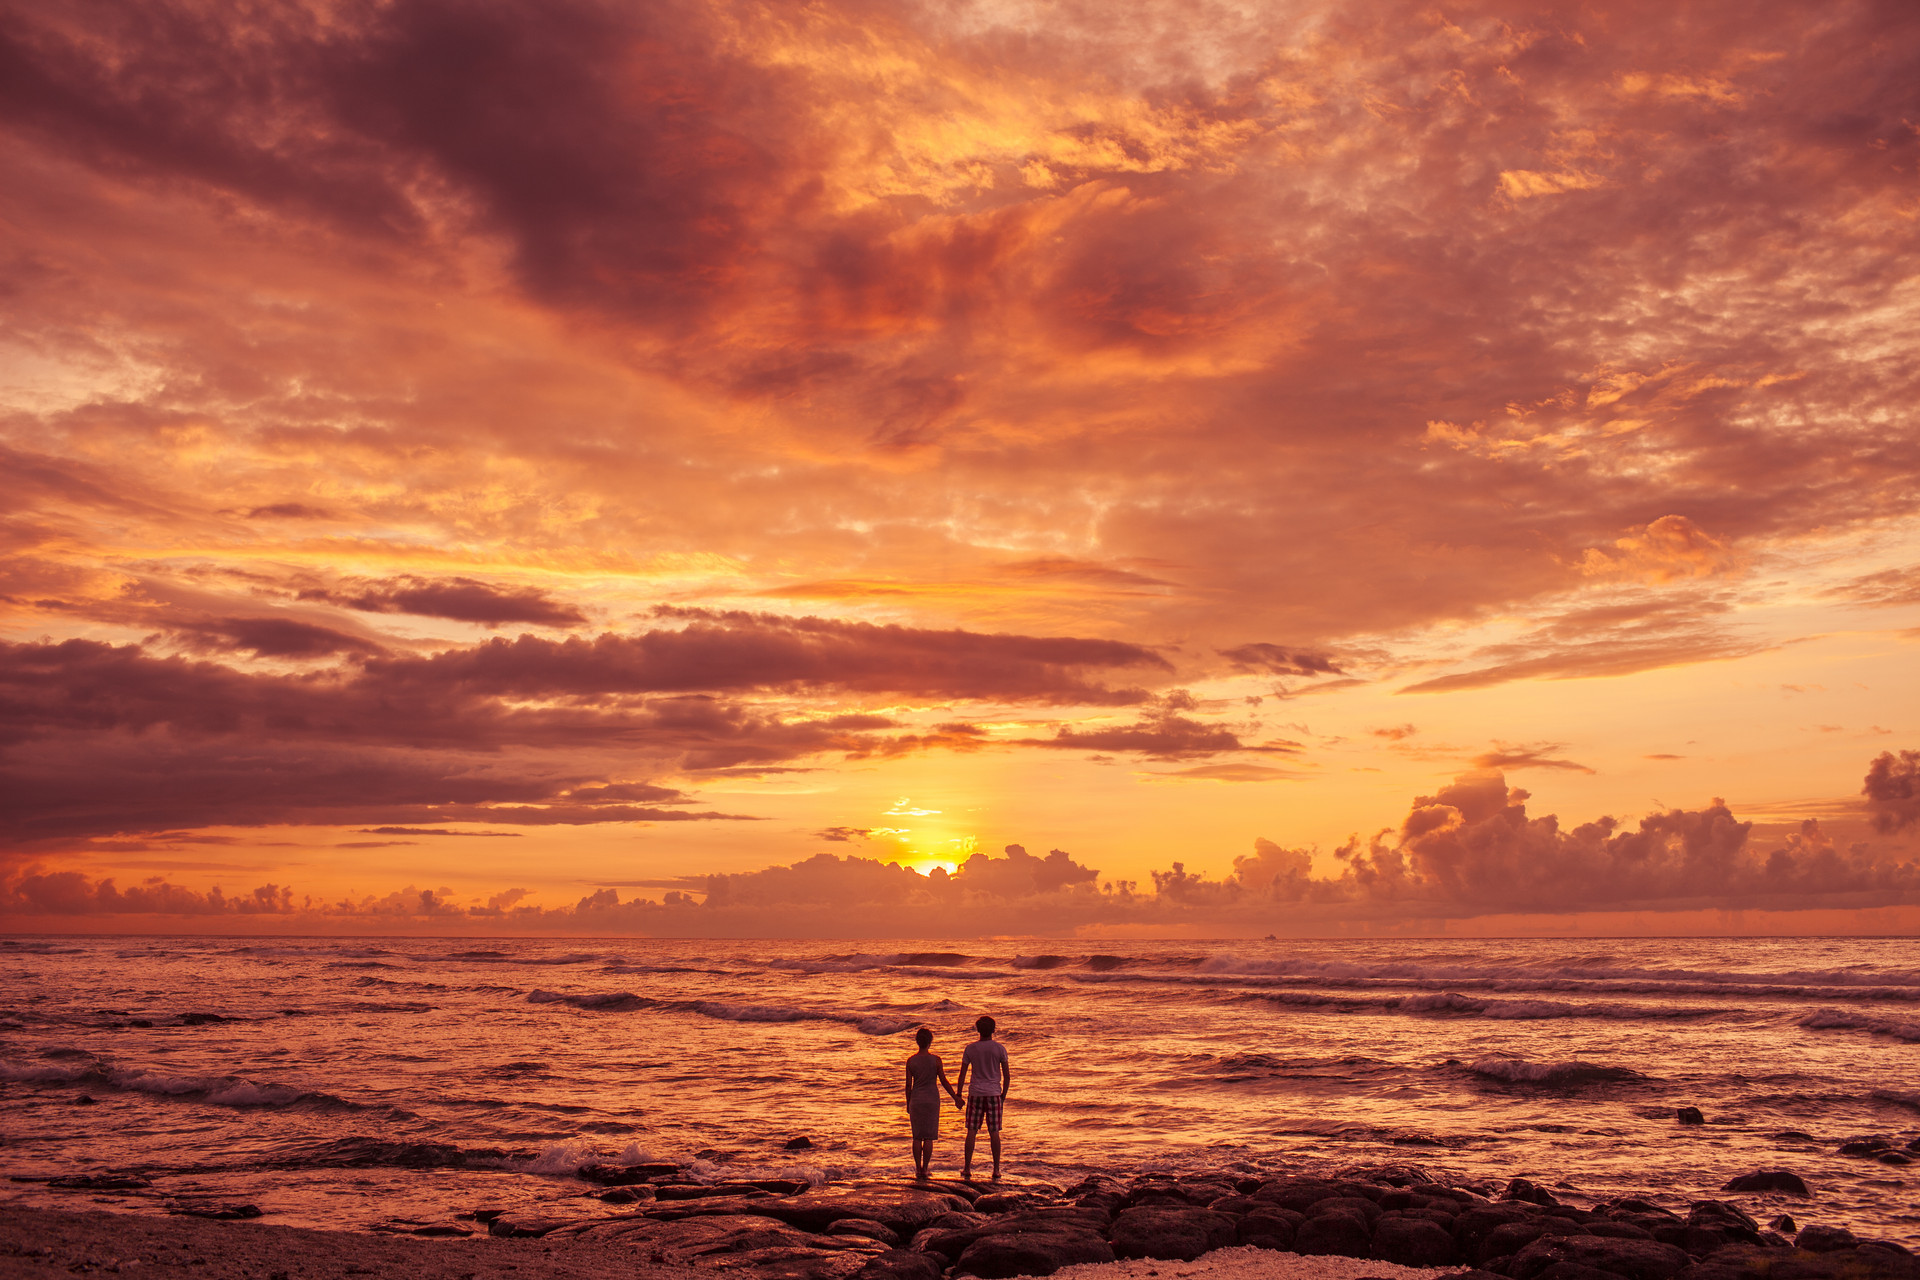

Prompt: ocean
[{"left": 3, "top": 935, "right": 1917, "bottom": 1245}]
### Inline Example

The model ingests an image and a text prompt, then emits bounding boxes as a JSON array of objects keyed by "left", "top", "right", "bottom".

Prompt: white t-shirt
[{"left": 962, "top": 1038, "right": 1008, "bottom": 1097}]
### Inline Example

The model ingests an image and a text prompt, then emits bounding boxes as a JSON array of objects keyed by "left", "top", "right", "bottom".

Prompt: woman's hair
[
  {"left": 915, "top": 1026, "right": 933, "bottom": 1048},
  {"left": 975, "top": 1015, "right": 996, "bottom": 1037}
]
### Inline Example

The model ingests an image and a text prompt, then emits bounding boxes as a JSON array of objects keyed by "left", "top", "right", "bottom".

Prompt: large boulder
[
  {"left": 1457, "top": 1204, "right": 1547, "bottom": 1260},
  {"left": 1509, "top": 1235, "right": 1693, "bottom": 1280},
  {"left": 829, "top": 1220, "right": 903, "bottom": 1247},
  {"left": 1477, "top": 1219, "right": 1591, "bottom": 1265},
  {"left": 919, "top": 1209, "right": 1113, "bottom": 1263},
  {"left": 851, "top": 1250, "right": 944, "bottom": 1280},
  {"left": 1109, "top": 1208, "right": 1238, "bottom": 1261},
  {"left": 1722, "top": 1172, "right": 1812, "bottom": 1197},
  {"left": 1374, "top": 1214, "right": 1460, "bottom": 1267},
  {"left": 1797, "top": 1226, "right": 1860, "bottom": 1253},
  {"left": 954, "top": 1231, "right": 1115, "bottom": 1277},
  {"left": 1238, "top": 1208, "right": 1304, "bottom": 1251},
  {"left": 1294, "top": 1209, "right": 1375, "bottom": 1259}
]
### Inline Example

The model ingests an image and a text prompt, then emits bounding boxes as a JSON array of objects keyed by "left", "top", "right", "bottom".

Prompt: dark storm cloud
[
  {"left": 1864, "top": 749, "right": 1920, "bottom": 835},
  {"left": 175, "top": 616, "right": 382, "bottom": 659},
  {"left": 368, "top": 610, "right": 1167, "bottom": 704},
  {"left": 1217, "top": 643, "right": 1344, "bottom": 677},
  {"left": 0, "top": 614, "right": 1190, "bottom": 843},
  {"left": 301, "top": 576, "right": 588, "bottom": 628}
]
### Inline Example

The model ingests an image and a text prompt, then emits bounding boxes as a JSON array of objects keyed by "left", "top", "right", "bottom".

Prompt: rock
[
  {"left": 1508, "top": 1235, "right": 1692, "bottom": 1280},
  {"left": 1720, "top": 1171, "right": 1811, "bottom": 1197},
  {"left": 649, "top": 1188, "right": 970, "bottom": 1236},
  {"left": 828, "top": 1220, "right": 903, "bottom": 1247},
  {"left": 1587, "top": 1223, "right": 1656, "bottom": 1242},
  {"left": 1876, "top": 1153, "right": 1912, "bottom": 1166},
  {"left": 654, "top": 1183, "right": 778, "bottom": 1201},
  {"left": 1688, "top": 1203, "right": 1760, "bottom": 1236},
  {"left": 786, "top": 1136, "right": 814, "bottom": 1150},
  {"left": 1840, "top": 1140, "right": 1892, "bottom": 1156},
  {"left": 1797, "top": 1226, "right": 1860, "bottom": 1253},
  {"left": 180, "top": 1012, "right": 236, "bottom": 1025},
  {"left": 1293, "top": 1211, "right": 1375, "bottom": 1259},
  {"left": 920, "top": 1209, "right": 1113, "bottom": 1262},
  {"left": 1108, "top": 1207, "right": 1239, "bottom": 1262},
  {"left": 1508, "top": 1179, "right": 1560, "bottom": 1207},
  {"left": 1254, "top": 1178, "right": 1383, "bottom": 1214},
  {"left": 578, "top": 1161, "right": 680, "bottom": 1185},
  {"left": 488, "top": 1214, "right": 571, "bottom": 1238},
  {"left": 71, "top": 1096, "right": 97, "bottom": 1106},
  {"left": 1237, "top": 1208, "right": 1303, "bottom": 1250},
  {"left": 955, "top": 1230, "right": 1115, "bottom": 1277},
  {"left": 1456, "top": 1205, "right": 1547, "bottom": 1261},
  {"left": 1677, "top": 1108, "right": 1706, "bottom": 1126},
  {"left": 1374, "top": 1214, "right": 1460, "bottom": 1266},
  {"left": 405, "top": 1223, "right": 473, "bottom": 1237},
  {"left": 852, "top": 1250, "right": 944, "bottom": 1280},
  {"left": 1529, "top": 1264, "right": 1626, "bottom": 1280},
  {"left": 48, "top": 1174, "right": 151, "bottom": 1190},
  {"left": 974, "top": 1192, "right": 1041, "bottom": 1214},
  {"left": 1770, "top": 1216, "right": 1796, "bottom": 1234},
  {"left": 1480, "top": 1219, "right": 1590, "bottom": 1264},
  {"left": 1127, "top": 1178, "right": 1232, "bottom": 1209}
]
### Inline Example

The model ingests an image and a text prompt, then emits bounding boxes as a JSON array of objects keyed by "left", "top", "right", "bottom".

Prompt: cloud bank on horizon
[{"left": 1, "top": 0, "right": 1917, "bottom": 930}]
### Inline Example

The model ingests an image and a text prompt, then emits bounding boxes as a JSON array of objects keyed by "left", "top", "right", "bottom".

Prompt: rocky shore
[{"left": 7, "top": 1159, "right": 1918, "bottom": 1280}]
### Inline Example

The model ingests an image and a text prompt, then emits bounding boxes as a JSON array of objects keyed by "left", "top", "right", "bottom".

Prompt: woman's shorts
[{"left": 909, "top": 1101, "right": 941, "bottom": 1139}]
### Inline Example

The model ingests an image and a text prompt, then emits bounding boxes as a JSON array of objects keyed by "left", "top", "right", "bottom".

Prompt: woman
[{"left": 904, "top": 1026, "right": 960, "bottom": 1180}]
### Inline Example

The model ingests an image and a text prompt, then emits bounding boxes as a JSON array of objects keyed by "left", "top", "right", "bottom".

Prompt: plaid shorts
[{"left": 965, "top": 1093, "right": 1003, "bottom": 1134}]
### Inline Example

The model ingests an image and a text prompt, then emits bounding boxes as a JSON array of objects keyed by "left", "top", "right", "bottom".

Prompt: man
[{"left": 953, "top": 1014, "right": 1011, "bottom": 1183}]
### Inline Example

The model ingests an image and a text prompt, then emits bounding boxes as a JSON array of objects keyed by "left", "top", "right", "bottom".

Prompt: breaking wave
[
  {"left": 1463, "top": 1056, "right": 1647, "bottom": 1086},
  {"left": 525, "top": 990, "right": 917, "bottom": 1035},
  {"left": 1798, "top": 1008, "right": 1920, "bottom": 1042}
]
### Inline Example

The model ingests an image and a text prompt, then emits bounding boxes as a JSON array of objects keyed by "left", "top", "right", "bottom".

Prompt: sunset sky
[{"left": 3, "top": 0, "right": 1918, "bottom": 934}]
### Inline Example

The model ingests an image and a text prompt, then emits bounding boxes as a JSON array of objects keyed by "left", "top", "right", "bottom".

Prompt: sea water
[{"left": 2, "top": 935, "right": 1916, "bottom": 1243}]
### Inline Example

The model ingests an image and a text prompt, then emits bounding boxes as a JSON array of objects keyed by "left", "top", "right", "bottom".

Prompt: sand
[{"left": 0, "top": 1207, "right": 1445, "bottom": 1280}]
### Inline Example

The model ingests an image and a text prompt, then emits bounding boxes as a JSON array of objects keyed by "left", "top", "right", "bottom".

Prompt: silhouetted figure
[
  {"left": 904, "top": 1026, "right": 959, "bottom": 1180},
  {"left": 955, "top": 1014, "right": 1011, "bottom": 1182}
]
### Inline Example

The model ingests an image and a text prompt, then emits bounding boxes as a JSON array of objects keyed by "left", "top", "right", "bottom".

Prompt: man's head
[
  {"left": 915, "top": 1026, "right": 933, "bottom": 1049},
  {"left": 975, "top": 1015, "right": 996, "bottom": 1038}
]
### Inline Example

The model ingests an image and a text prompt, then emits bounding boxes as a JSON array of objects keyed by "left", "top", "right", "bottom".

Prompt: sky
[{"left": 2, "top": 0, "right": 1919, "bottom": 935}]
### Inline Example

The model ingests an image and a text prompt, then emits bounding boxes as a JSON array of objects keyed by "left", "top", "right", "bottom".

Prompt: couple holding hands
[{"left": 903, "top": 1015, "right": 1010, "bottom": 1183}]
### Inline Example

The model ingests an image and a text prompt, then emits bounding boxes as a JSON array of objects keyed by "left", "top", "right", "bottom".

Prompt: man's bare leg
[
  {"left": 989, "top": 1129, "right": 1002, "bottom": 1182},
  {"left": 962, "top": 1127, "right": 977, "bottom": 1180}
]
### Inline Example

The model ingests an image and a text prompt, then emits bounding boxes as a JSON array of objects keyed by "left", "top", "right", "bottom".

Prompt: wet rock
[
  {"left": 1721, "top": 1171, "right": 1811, "bottom": 1197},
  {"left": 1797, "top": 1226, "right": 1860, "bottom": 1253},
  {"left": 405, "top": 1223, "right": 473, "bottom": 1237},
  {"left": 1840, "top": 1140, "right": 1893, "bottom": 1156},
  {"left": 71, "top": 1096, "right": 97, "bottom": 1106},
  {"left": 1769, "top": 1216, "right": 1796, "bottom": 1234},
  {"left": 1479, "top": 1218, "right": 1592, "bottom": 1265},
  {"left": 1108, "top": 1207, "right": 1238, "bottom": 1262},
  {"left": 1508, "top": 1179, "right": 1560, "bottom": 1207},
  {"left": 1587, "top": 1223, "right": 1656, "bottom": 1242},
  {"left": 974, "top": 1192, "right": 1041, "bottom": 1214},
  {"left": 1687, "top": 1202, "right": 1760, "bottom": 1239},
  {"left": 600, "top": 1187, "right": 652, "bottom": 1205},
  {"left": 1126, "top": 1178, "right": 1232, "bottom": 1209},
  {"left": 786, "top": 1136, "right": 814, "bottom": 1150},
  {"left": 1254, "top": 1178, "right": 1383, "bottom": 1214},
  {"left": 180, "top": 1012, "right": 236, "bottom": 1025},
  {"left": 1237, "top": 1208, "right": 1304, "bottom": 1251},
  {"left": 1677, "top": 1108, "right": 1707, "bottom": 1126},
  {"left": 654, "top": 1183, "right": 778, "bottom": 1201},
  {"left": 955, "top": 1230, "right": 1115, "bottom": 1277},
  {"left": 1877, "top": 1153, "right": 1912, "bottom": 1166},
  {"left": 128, "top": 1019, "right": 153, "bottom": 1028},
  {"left": 1436, "top": 1270, "right": 1510, "bottom": 1280},
  {"left": 851, "top": 1249, "right": 944, "bottom": 1280},
  {"left": 919, "top": 1209, "right": 1112, "bottom": 1262},
  {"left": 828, "top": 1219, "right": 902, "bottom": 1247},
  {"left": 488, "top": 1214, "right": 571, "bottom": 1238},
  {"left": 1456, "top": 1205, "right": 1548, "bottom": 1261},
  {"left": 1508, "top": 1235, "right": 1693, "bottom": 1280},
  {"left": 1529, "top": 1263, "right": 1627, "bottom": 1280},
  {"left": 1374, "top": 1214, "right": 1460, "bottom": 1266},
  {"left": 651, "top": 1187, "right": 970, "bottom": 1236},
  {"left": 578, "top": 1161, "right": 680, "bottom": 1185},
  {"left": 1293, "top": 1210, "right": 1375, "bottom": 1259},
  {"left": 47, "top": 1174, "right": 151, "bottom": 1190},
  {"left": 167, "top": 1204, "right": 262, "bottom": 1220}
]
